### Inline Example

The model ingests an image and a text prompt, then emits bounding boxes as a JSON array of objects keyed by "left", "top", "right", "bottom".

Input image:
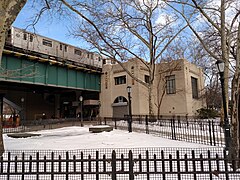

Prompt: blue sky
[{"left": 13, "top": 1, "right": 84, "bottom": 48}]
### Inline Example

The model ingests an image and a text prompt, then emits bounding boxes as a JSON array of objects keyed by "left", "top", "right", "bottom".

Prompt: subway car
[{"left": 5, "top": 27, "right": 103, "bottom": 69}]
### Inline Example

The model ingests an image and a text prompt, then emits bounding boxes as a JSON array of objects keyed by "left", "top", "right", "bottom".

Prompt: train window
[
  {"left": 64, "top": 45, "right": 68, "bottom": 52},
  {"left": 43, "top": 39, "right": 52, "bottom": 47},
  {"left": 74, "top": 49, "right": 82, "bottom": 56},
  {"left": 29, "top": 34, "right": 33, "bottom": 42},
  {"left": 23, "top": 33, "right": 27, "bottom": 40},
  {"left": 60, "top": 44, "right": 62, "bottom": 50}
]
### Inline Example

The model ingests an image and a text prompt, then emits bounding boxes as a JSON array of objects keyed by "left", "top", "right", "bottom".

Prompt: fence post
[
  {"left": 184, "top": 154, "right": 188, "bottom": 175},
  {"left": 208, "top": 120, "right": 213, "bottom": 146},
  {"left": 51, "top": 152, "right": 54, "bottom": 180},
  {"left": 207, "top": 150, "right": 213, "bottom": 180},
  {"left": 81, "top": 152, "right": 84, "bottom": 180},
  {"left": 29, "top": 155, "right": 32, "bottom": 173},
  {"left": 21, "top": 152, "right": 25, "bottom": 180},
  {"left": 44, "top": 156, "right": 47, "bottom": 173},
  {"left": 121, "top": 154, "right": 125, "bottom": 172},
  {"left": 145, "top": 115, "right": 149, "bottom": 134},
  {"left": 176, "top": 151, "right": 181, "bottom": 180},
  {"left": 199, "top": 154, "right": 204, "bottom": 178},
  {"left": 171, "top": 115, "right": 176, "bottom": 140},
  {"left": 177, "top": 116, "right": 181, "bottom": 128},
  {"left": 72, "top": 155, "right": 76, "bottom": 173},
  {"left": 212, "top": 121, "right": 216, "bottom": 146},
  {"left": 161, "top": 150, "right": 166, "bottom": 180},
  {"left": 96, "top": 151, "right": 99, "bottom": 180},
  {"left": 88, "top": 155, "right": 91, "bottom": 173},
  {"left": 191, "top": 150, "right": 197, "bottom": 180},
  {"left": 146, "top": 150, "right": 150, "bottom": 180},
  {"left": 112, "top": 150, "right": 117, "bottom": 180},
  {"left": 129, "top": 150, "right": 134, "bottom": 180},
  {"left": 138, "top": 154, "right": 142, "bottom": 173},
  {"left": 66, "top": 151, "right": 69, "bottom": 180},
  {"left": 153, "top": 154, "right": 157, "bottom": 173},
  {"left": 114, "top": 118, "right": 117, "bottom": 129},
  {"left": 58, "top": 155, "right": 61, "bottom": 173},
  {"left": 14, "top": 156, "right": 17, "bottom": 175},
  {"left": 36, "top": 152, "right": 39, "bottom": 180},
  {"left": 7, "top": 152, "right": 10, "bottom": 180}
]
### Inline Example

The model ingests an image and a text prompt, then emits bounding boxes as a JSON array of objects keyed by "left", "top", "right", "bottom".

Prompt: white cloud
[
  {"left": 155, "top": 12, "right": 174, "bottom": 25},
  {"left": 137, "top": 0, "right": 165, "bottom": 9}
]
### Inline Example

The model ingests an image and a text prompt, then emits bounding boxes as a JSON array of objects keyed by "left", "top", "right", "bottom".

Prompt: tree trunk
[
  {"left": 148, "top": 82, "right": 154, "bottom": 117},
  {"left": 0, "top": 4, "right": 7, "bottom": 63},
  {"left": 230, "top": 75, "right": 240, "bottom": 165},
  {"left": 230, "top": 22, "right": 240, "bottom": 167},
  {"left": 220, "top": 0, "right": 230, "bottom": 113},
  {"left": 0, "top": 31, "right": 5, "bottom": 64}
]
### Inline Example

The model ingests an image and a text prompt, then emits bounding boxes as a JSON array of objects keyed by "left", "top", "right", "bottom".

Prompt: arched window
[
  {"left": 112, "top": 96, "right": 128, "bottom": 117},
  {"left": 113, "top": 96, "right": 128, "bottom": 103}
]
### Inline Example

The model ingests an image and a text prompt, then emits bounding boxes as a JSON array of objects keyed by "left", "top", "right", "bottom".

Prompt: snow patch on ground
[{"left": 4, "top": 126, "right": 211, "bottom": 150}]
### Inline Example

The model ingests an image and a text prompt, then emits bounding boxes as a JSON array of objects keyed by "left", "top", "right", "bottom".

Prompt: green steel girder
[{"left": 0, "top": 54, "right": 101, "bottom": 91}]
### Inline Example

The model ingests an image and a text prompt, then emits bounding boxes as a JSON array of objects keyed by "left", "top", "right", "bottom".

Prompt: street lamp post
[
  {"left": 216, "top": 60, "right": 231, "bottom": 150},
  {"left": 79, "top": 96, "right": 83, "bottom": 127},
  {"left": 21, "top": 97, "right": 24, "bottom": 121},
  {"left": 127, "top": 86, "right": 132, "bottom": 133}
]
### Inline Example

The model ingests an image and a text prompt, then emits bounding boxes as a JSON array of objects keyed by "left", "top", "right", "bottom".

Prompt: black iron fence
[
  {"left": 3, "top": 115, "right": 224, "bottom": 148},
  {"left": 1, "top": 147, "right": 240, "bottom": 179},
  {"left": 2, "top": 118, "right": 99, "bottom": 134},
  {"left": 102, "top": 116, "right": 225, "bottom": 147}
]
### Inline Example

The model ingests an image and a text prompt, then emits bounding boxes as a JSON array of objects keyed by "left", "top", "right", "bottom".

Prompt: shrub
[{"left": 197, "top": 108, "right": 218, "bottom": 119}]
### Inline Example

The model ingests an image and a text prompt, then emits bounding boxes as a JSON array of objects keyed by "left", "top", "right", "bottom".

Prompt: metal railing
[
  {"left": 3, "top": 115, "right": 224, "bottom": 147},
  {"left": 103, "top": 115, "right": 225, "bottom": 147},
  {"left": 3, "top": 118, "right": 99, "bottom": 134},
  {"left": 0, "top": 147, "right": 239, "bottom": 179}
]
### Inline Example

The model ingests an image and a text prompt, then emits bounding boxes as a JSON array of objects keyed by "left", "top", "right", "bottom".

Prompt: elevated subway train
[{"left": 5, "top": 27, "right": 103, "bottom": 69}]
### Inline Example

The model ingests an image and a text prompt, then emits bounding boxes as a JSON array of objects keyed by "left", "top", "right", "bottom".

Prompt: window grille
[
  {"left": 166, "top": 75, "right": 176, "bottom": 94},
  {"left": 114, "top": 76, "right": 126, "bottom": 85}
]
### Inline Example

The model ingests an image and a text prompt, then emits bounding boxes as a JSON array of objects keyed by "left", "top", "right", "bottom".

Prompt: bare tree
[
  {"left": 187, "top": 38, "right": 222, "bottom": 111},
  {"left": 46, "top": 0, "right": 187, "bottom": 116},
  {"left": 165, "top": 0, "right": 240, "bottom": 161}
]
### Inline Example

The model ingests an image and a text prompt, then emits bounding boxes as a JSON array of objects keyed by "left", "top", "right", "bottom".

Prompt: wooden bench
[
  {"left": 89, "top": 125, "right": 113, "bottom": 133},
  {"left": 7, "top": 133, "right": 41, "bottom": 138}
]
